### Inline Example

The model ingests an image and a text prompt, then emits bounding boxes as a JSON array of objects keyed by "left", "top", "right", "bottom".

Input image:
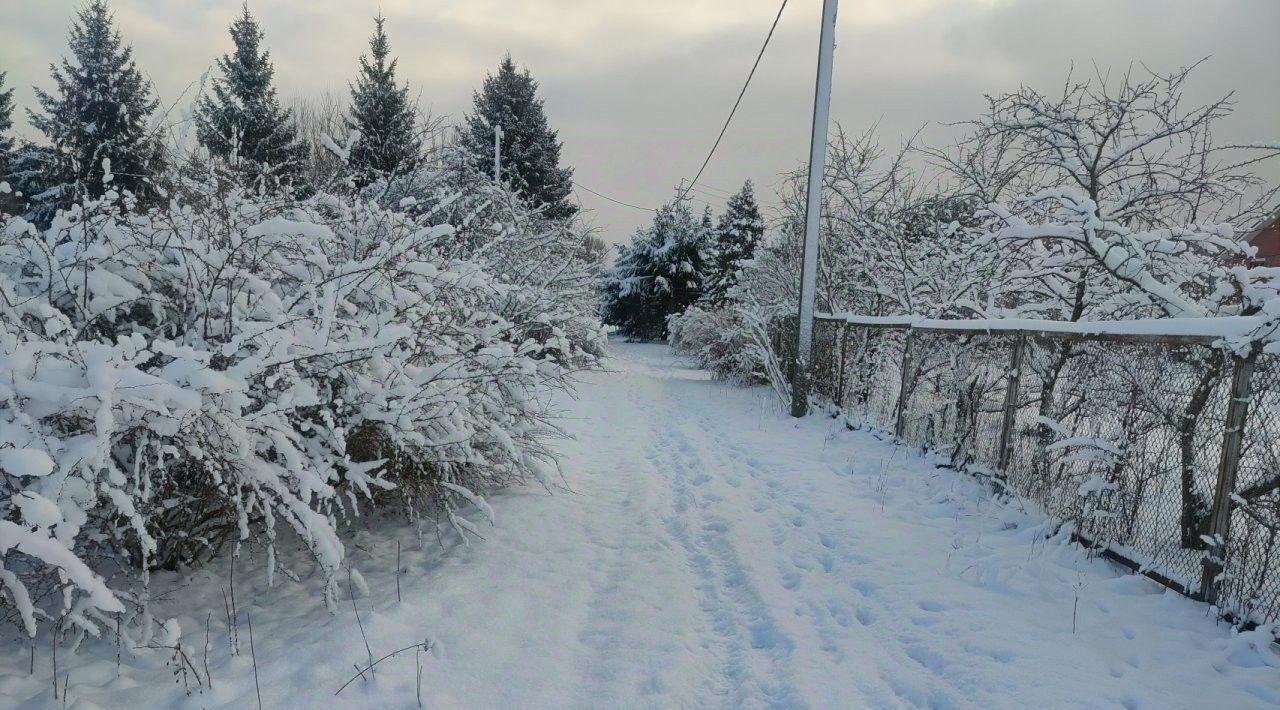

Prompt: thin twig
[
  {"left": 222, "top": 589, "right": 235, "bottom": 656},
  {"left": 348, "top": 566, "right": 375, "bottom": 676},
  {"left": 247, "top": 612, "right": 262, "bottom": 710},
  {"left": 416, "top": 645, "right": 424, "bottom": 707},
  {"left": 334, "top": 642, "right": 431, "bottom": 697},
  {"left": 204, "top": 612, "right": 213, "bottom": 689},
  {"left": 230, "top": 561, "right": 239, "bottom": 654},
  {"left": 52, "top": 621, "right": 58, "bottom": 700}
]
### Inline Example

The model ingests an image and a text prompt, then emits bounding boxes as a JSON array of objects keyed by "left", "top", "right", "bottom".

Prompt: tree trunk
[{"left": 1178, "top": 349, "right": 1223, "bottom": 550}]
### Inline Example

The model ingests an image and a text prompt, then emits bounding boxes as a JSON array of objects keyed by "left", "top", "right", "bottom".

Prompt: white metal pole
[
  {"left": 791, "top": 0, "right": 838, "bottom": 418},
  {"left": 494, "top": 124, "right": 504, "bottom": 183}
]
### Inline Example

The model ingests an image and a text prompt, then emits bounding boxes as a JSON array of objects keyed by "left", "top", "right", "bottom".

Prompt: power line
[
  {"left": 574, "top": 1, "right": 788, "bottom": 220},
  {"left": 687, "top": 181, "right": 734, "bottom": 197},
  {"left": 575, "top": 183, "right": 655, "bottom": 212},
  {"left": 574, "top": 182, "right": 714, "bottom": 214},
  {"left": 677, "top": 0, "right": 789, "bottom": 205},
  {"left": 686, "top": 184, "right": 731, "bottom": 202}
]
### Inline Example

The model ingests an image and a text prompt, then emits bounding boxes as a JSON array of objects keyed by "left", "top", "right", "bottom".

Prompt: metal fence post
[
  {"left": 894, "top": 330, "right": 916, "bottom": 440},
  {"left": 1200, "top": 352, "right": 1257, "bottom": 605},
  {"left": 996, "top": 333, "right": 1028, "bottom": 473}
]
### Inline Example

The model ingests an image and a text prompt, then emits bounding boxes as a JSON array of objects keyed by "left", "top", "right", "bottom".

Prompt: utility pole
[
  {"left": 493, "top": 124, "right": 504, "bottom": 183},
  {"left": 791, "top": 0, "right": 839, "bottom": 418}
]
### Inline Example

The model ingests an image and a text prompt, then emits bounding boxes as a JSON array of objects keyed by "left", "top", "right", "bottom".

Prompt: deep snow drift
[{"left": 2, "top": 342, "right": 1278, "bottom": 708}]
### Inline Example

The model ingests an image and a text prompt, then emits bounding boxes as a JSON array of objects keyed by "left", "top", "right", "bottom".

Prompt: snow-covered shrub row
[
  {"left": 673, "top": 65, "right": 1280, "bottom": 380},
  {"left": 668, "top": 65, "right": 1280, "bottom": 627},
  {"left": 0, "top": 169, "right": 603, "bottom": 640}
]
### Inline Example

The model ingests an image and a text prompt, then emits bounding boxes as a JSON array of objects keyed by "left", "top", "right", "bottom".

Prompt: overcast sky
[{"left": 2, "top": 0, "right": 1278, "bottom": 245}]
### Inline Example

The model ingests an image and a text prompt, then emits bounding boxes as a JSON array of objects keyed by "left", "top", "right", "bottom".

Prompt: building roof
[{"left": 1244, "top": 206, "right": 1280, "bottom": 244}]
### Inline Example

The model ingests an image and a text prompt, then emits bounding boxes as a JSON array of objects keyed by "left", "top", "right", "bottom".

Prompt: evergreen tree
[
  {"left": 462, "top": 55, "right": 576, "bottom": 221},
  {"left": 27, "top": 0, "right": 161, "bottom": 215},
  {"left": 0, "top": 71, "right": 13, "bottom": 173},
  {"left": 0, "top": 71, "right": 12, "bottom": 141},
  {"left": 601, "top": 198, "right": 709, "bottom": 340},
  {"left": 706, "top": 180, "right": 765, "bottom": 303},
  {"left": 348, "top": 15, "right": 420, "bottom": 187},
  {"left": 0, "top": 71, "right": 16, "bottom": 214},
  {"left": 196, "top": 4, "right": 306, "bottom": 186}
]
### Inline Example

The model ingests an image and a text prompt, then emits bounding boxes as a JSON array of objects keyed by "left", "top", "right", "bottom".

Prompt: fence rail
[{"left": 808, "top": 313, "right": 1280, "bottom": 627}]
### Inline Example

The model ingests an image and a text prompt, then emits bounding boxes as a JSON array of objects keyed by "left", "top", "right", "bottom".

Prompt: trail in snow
[{"left": 3, "top": 341, "right": 1279, "bottom": 709}]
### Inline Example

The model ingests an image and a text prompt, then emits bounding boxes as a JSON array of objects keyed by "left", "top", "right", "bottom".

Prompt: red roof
[{"left": 1245, "top": 209, "right": 1280, "bottom": 267}]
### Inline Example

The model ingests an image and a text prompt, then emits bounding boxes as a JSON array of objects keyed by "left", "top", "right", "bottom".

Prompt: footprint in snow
[
  {"left": 852, "top": 579, "right": 878, "bottom": 597},
  {"left": 819, "top": 553, "right": 835, "bottom": 573},
  {"left": 827, "top": 601, "right": 854, "bottom": 628},
  {"left": 917, "top": 599, "right": 947, "bottom": 612}
]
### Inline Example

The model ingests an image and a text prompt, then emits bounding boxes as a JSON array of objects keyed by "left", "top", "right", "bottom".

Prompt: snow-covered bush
[
  {"left": 958, "top": 64, "right": 1278, "bottom": 323},
  {"left": 669, "top": 306, "right": 759, "bottom": 382},
  {"left": 682, "top": 64, "right": 1280, "bottom": 386},
  {"left": 373, "top": 147, "right": 606, "bottom": 367},
  {"left": 0, "top": 165, "right": 600, "bottom": 640},
  {"left": 669, "top": 304, "right": 792, "bottom": 405},
  {"left": 670, "top": 127, "right": 993, "bottom": 388}
]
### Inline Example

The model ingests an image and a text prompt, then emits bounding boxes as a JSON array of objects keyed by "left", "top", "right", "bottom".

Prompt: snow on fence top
[{"left": 816, "top": 313, "right": 1268, "bottom": 346}]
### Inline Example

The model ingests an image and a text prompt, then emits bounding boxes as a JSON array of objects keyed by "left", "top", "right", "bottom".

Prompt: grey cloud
[{"left": 1, "top": 0, "right": 1275, "bottom": 245}]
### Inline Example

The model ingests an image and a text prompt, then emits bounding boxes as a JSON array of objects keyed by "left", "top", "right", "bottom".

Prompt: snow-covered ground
[{"left": 3, "top": 341, "right": 1279, "bottom": 709}]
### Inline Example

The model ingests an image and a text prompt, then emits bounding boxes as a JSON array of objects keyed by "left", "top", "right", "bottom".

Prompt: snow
[
  {"left": 0, "top": 448, "right": 56, "bottom": 478},
  {"left": 2, "top": 342, "right": 1277, "bottom": 708}
]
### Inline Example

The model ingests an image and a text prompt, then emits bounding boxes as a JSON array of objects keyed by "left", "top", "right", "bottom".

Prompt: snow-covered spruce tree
[
  {"left": 195, "top": 4, "right": 306, "bottom": 189},
  {"left": 705, "top": 180, "right": 765, "bottom": 304},
  {"left": 601, "top": 198, "right": 709, "bottom": 340},
  {"left": 25, "top": 0, "right": 162, "bottom": 221},
  {"left": 0, "top": 70, "right": 12, "bottom": 165},
  {"left": 347, "top": 14, "right": 421, "bottom": 188},
  {"left": 0, "top": 71, "right": 16, "bottom": 215},
  {"left": 461, "top": 55, "right": 576, "bottom": 221}
]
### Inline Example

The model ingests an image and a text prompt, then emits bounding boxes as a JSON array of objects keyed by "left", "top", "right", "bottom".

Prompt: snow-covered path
[
  {"left": 5, "top": 342, "right": 1279, "bottom": 709},
  {"left": 517, "top": 343, "right": 1279, "bottom": 709}
]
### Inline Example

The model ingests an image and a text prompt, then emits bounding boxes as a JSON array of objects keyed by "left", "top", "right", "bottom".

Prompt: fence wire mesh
[{"left": 811, "top": 317, "right": 1280, "bottom": 626}]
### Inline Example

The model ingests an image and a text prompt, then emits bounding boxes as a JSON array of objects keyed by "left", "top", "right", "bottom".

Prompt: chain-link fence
[{"left": 810, "top": 315, "right": 1280, "bottom": 627}]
